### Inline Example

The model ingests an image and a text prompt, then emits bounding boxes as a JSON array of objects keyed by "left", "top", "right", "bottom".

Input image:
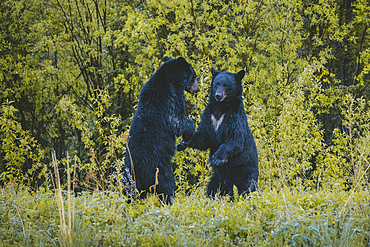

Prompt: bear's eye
[{"left": 224, "top": 84, "right": 229, "bottom": 87}]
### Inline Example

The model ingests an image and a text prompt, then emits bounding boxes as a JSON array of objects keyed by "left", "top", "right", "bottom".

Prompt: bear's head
[
  {"left": 210, "top": 67, "right": 245, "bottom": 103},
  {"left": 163, "top": 56, "right": 200, "bottom": 94}
]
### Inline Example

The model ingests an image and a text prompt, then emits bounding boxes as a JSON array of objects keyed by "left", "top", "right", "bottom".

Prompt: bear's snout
[
  {"left": 187, "top": 79, "right": 200, "bottom": 94},
  {"left": 215, "top": 86, "right": 226, "bottom": 102}
]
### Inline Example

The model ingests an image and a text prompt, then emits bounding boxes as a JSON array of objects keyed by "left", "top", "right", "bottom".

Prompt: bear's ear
[
  {"left": 211, "top": 67, "right": 219, "bottom": 77},
  {"left": 236, "top": 70, "right": 245, "bottom": 82},
  {"left": 163, "top": 56, "right": 174, "bottom": 63},
  {"left": 176, "top": 57, "right": 187, "bottom": 66}
]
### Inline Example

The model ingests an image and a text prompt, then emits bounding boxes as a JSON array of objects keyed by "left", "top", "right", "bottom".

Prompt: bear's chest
[
  {"left": 210, "top": 113, "right": 231, "bottom": 145},
  {"left": 211, "top": 113, "right": 225, "bottom": 132}
]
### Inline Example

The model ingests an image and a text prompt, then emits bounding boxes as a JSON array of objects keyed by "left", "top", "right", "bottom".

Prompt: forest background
[
  {"left": 1, "top": 0, "right": 370, "bottom": 191},
  {"left": 1, "top": 0, "right": 370, "bottom": 245}
]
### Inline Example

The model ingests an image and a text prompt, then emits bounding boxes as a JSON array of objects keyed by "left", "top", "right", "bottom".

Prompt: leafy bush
[{"left": 0, "top": 101, "right": 44, "bottom": 183}]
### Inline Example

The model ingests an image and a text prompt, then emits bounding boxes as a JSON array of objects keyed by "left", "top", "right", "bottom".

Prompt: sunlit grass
[{"left": 0, "top": 182, "right": 369, "bottom": 246}]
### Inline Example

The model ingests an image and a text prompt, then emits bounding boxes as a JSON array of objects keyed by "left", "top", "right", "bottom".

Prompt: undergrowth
[{"left": 0, "top": 182, "right": 369, "bottom": 246}]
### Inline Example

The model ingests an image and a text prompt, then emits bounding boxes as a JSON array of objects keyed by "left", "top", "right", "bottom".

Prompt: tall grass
[
  {"left": 1, "top": 182, "right": 369, "bottom": 246},
  {"left": 52, "top": 151, "right": 91, "bottom": 247},
  {"left": 52, "top": 151, "right": 73, "bottom": 246}
]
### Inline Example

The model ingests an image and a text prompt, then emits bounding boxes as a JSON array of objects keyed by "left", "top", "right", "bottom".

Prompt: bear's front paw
[
  {"left": 182, "top": 131, "right": 193, "bottom": 143},
  {"left": 210, "top": 156, "right": 228, "bottom": 167},
  {"left": 182, "top": 119, "right": 196, "bottom": 142},
  {"left": 187, "top": 118, "right": 196, "bottom": 131},
  {"left": 177, "top": 141, "right": 189, "bottom": 151}
]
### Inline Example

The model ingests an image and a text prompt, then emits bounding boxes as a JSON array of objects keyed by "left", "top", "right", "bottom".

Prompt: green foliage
[
  {"left": 1, "top": 0, "right": 370, "bottom": 198},
  {"left": 351, "top": 0, "right": 370, "bottom": 92},
  {"left": 317, "top": 94, "right": 370, "bottom": 189},
  {"left": 0, "top": 101, "right": 44, "bottom": 183},
  {"left": 1, "top": 0, "right": 370, "bottom": 244}
]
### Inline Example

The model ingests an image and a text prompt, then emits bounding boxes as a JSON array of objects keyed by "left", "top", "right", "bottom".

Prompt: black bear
[
  {"left": 123, "top": 57, "right": 200, "bottom": 204},
  {"left": 177, "top": 67, "right": 258, "bottom": 198}
]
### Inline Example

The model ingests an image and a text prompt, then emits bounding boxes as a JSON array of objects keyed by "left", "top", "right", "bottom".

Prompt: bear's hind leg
[
  {"left": 206, "top": 174, "right": 222, "bottom": 198},
  {"left": 154, "top": 164, "right": 176, "bottom": 204},
  {"left": 223, "top": 176, "right": 257, "bottom": 200}
]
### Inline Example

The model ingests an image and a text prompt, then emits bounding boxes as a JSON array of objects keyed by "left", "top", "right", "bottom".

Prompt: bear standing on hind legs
[
  {"left": 123, "top": 57, "right": 200, "bottom": 204},
  {"left": 177, "top": 67, "right": 258, "bottom": 198}
]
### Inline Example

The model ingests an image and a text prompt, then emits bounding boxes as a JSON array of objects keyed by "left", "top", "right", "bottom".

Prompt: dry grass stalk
[
  {"left": 124, "top": 134, "right": 137, "bottom": 199},
  {"left": 337, "top": 149, "right": 370, "bottom": 221},
  {"left": 52, "top": 151, "right": 74, "bottom": 247},
  {"left": 149, "top": 167, "right": 159, "bottom": 194}
]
